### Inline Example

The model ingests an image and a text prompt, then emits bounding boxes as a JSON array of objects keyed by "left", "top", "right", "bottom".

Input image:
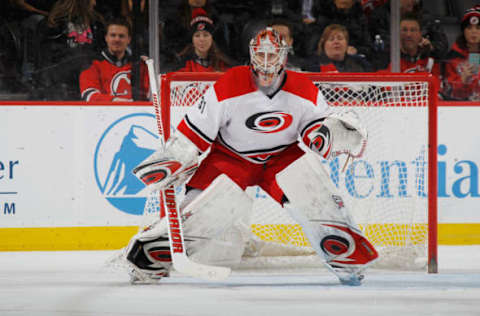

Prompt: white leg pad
[
  {"left": 126, "top": 174, "right": 253, "bottom": 276},
  {"left": 276, "top": 152, "right": 378, "bottom": 278},
  {"left": 182, "top": 174, "right": 254, "bottom": 267}
]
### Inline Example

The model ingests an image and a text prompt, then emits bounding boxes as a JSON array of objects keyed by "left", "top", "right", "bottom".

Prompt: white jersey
[{"left": 177, "top": 66, "right": 331, "bottom": 164}]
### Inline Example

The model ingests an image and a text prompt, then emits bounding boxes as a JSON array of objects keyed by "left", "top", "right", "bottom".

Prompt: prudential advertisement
[{"left": 0, "top": 104, "right": 479, "bottom": 247}]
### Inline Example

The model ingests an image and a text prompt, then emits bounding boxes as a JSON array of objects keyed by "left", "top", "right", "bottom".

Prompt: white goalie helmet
[{"left": 249, "top": 27, "right": 289, "bottom": 87}]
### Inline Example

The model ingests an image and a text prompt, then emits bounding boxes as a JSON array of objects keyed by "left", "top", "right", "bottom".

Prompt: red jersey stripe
[{"left": 177, "top": 119, "right": 212, "bottom": 152}]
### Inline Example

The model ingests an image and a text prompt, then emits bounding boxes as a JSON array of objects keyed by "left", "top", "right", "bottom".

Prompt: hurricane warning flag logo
[
  {"left": 94, "top": 113, "right": 160, "bottom": 215},
  {"left": 245, "top": 111, "right": 293, "bottom": 133}
]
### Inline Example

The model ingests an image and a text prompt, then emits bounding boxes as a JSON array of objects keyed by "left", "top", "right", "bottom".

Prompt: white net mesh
[{"left": 143, "top": 73, "right": 434, "bottom": 270}]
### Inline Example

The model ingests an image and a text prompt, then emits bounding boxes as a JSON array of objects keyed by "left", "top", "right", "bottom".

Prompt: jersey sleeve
[
  {"left": 79, "top": 62, "right": 114, "bottom": 102},
  {"left": 176, "top": 85, "right": 225, "bottom": 153},
  {"left": 298, "top": 89, "right": 333, "bottom": 148}
]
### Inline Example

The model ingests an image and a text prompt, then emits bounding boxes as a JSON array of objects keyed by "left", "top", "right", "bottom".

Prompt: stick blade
[{"left": 172, "top": 253, "right": 231, "bottom": 281}]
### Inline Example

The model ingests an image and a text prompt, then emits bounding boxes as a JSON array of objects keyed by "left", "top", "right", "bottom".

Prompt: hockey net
[{"left": 143, "top": 72, "right": 438, "bottom": 272}]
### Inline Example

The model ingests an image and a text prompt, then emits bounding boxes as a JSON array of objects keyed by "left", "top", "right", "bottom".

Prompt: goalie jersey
[{"left": 177, "top": 66, "right": 332, "bottom": 164}]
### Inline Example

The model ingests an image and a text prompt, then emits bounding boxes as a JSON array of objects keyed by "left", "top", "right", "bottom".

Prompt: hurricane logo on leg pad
[
  {"left": 245, "top": 111, "right": 293, "bottom": 133},
  {"left": 321, "top": 235, "right": 351, "bottom": 256},
  {"left": 144, "top": 240, "right": 172, "bottom": 263}
]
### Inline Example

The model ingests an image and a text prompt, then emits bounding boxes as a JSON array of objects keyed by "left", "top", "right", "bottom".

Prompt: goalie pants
[{"left": 187, "top": 141, "right": 305, "bottom": 204}]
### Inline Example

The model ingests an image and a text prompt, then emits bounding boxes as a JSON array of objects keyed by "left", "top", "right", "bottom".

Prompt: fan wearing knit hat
[
  {"left": 461, "top": 5, "right": 480, "bottom": 31},
  {"left": 176, "top": 8, "right": 235, "bottom": 72},
  {"left": 441, "top": 5, "right": 480, "bottom": 101},
  {"left": 190, "top": 8, "right": 215, "bottom": 37}
]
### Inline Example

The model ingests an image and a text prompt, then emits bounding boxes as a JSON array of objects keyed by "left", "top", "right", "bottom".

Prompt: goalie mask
[{"left": 249, "top": 27, "right": 288, "bottom": 88}]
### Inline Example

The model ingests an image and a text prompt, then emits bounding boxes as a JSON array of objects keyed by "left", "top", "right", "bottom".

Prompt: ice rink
[{"left": 0, "top": 246, "right": 479, "bottom": 316}]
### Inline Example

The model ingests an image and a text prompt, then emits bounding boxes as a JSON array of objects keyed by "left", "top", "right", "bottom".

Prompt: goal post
[{"left": 156, "top": 71, "right": 438, "bottom": 273}]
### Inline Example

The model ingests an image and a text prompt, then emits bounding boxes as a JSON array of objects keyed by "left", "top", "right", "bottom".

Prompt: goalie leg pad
[
  {"left": 277, "top": 152, "right": 378, "bottom": 284},
  {"left": 126, "top": 235, "right": 172, "bottom": 282},
  {"left": 319, "top": 223, "right": 378, "bottom": 267},
  {"left": 182, "top": 174, "right": 254, "bottom": 267},
  {"left": 125, "top": 174, "right": 253, "bottom": 280},
  {"left": 124, "top": 217, "right": 174, "bottom": 282}
]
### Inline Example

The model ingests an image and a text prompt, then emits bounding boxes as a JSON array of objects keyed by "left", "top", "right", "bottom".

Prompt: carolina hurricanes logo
[
  {"left": 304, "top": 123, "right": 330, "bottom": 154},
  {"left": 144, "top": 240, "right": 172, "bottom": 263},
  {"left": 138, "top": 161, "right": 182, "bottom": 185},
  {"left": 320, "top": 235, "right": 351, "bottom": 256},
  {"left": 245, "top": 111, "right": 293, "bottom": 133},
  {"left": 320, "top": 224, "right": 378, "bottom": 265},
  {"left": 310, "top": 134, "right": 326, "bottom": 151},
  {"left": 111, "top": 71, "right": 131, "bottom": 96},
  {"left": 148, "top": 249, "right": 172, "bottom": 262}
]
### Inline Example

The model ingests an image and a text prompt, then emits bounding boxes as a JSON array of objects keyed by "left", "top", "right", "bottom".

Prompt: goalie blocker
[{"left": 133, "top": 133, "right": 199, "bottom": 192}]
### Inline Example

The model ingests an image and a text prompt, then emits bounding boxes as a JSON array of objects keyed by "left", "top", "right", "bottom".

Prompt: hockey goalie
[{"left": 125, "top": 27, "right": 378, "bottom": 285}]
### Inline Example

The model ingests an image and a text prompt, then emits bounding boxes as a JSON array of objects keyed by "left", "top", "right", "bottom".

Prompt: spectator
[
  {"left": 307, "top": 0, "right": 372, "bottom": 59},
  {"left": 271, "top": 19, "right": 305, "bottom": 71},
  {"left": 175, "top": 8, "right": 236, "bottom": 72},
  {"left": 442, "top": 5, "right": 480, "bottom": 101},
  {"left": 79, "top": 17, "right": 149, "bottom": 102},
  {"left": 304, "top": 24, "right": 372, "bottom": 73},
  {"left": 163, "top": 0, "right": 230, "bottom": 63},
  {"left": 34, "top": 0, "right": 105, "bottom": 100},
  {"left": 368, "top": 0, "right": 448, "bottom": 70},
  {"left": 0, "top": 1, "right": 56, "bottom": 97},
  {"left": 379, "top": 13, "right": 440, "bottom": 75}
]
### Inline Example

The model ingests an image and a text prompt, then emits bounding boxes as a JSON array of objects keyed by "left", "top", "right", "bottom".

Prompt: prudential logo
[{"left": 94, "top": 113, "right": 159, "bottom": 215}]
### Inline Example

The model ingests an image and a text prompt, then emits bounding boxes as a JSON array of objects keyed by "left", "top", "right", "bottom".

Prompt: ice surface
[{"left": 0, "top": 246, "right": 479, "bottom": 316}]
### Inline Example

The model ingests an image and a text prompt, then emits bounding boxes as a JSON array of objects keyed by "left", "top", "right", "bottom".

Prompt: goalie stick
[{"left": 144, "top": 58, "right": 231, "bottom": 281}]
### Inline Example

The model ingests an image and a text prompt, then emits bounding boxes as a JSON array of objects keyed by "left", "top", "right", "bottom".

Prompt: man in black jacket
[{"left": 368, "top": 0, "right": 448, "bottom": 70}]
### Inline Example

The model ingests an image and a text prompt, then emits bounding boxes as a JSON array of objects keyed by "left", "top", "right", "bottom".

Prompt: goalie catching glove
[
  {"left": 303, "top": 110, "right": 367, "bottom": 160},
  {"left": 133, "top": 133, "right": 199, "bottom": 191}
]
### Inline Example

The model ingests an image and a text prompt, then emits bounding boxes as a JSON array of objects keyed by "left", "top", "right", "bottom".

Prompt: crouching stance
[{"left": 126, "top": 27, "right": 377, "bottom": 285}]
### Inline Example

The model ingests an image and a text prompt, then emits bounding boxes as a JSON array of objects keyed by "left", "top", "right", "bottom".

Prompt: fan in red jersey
[
  {"left": 79, "top": 17, "right": 149, "bottom": 102},
  {"left": 125, "top": 28, "right": 377, "bottom": 286}
]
